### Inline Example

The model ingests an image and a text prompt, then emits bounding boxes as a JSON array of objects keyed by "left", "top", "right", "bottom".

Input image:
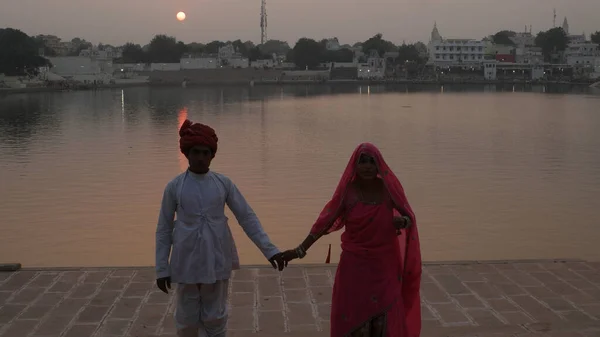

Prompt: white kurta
[{"left": 155, "top": 170, "right": 280, "bottom": 284}]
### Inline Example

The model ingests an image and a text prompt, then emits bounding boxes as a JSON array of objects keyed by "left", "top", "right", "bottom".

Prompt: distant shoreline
[{"left": 0, "top": 79, "right": 595, "bottom": 95}]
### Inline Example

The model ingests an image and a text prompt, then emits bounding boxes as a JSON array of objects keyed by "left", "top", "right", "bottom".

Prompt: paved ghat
[{"left": 1, "top": 260, "right": 600, "bottom": 337}]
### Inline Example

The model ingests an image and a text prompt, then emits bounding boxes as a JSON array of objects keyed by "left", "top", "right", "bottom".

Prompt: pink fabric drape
[{"left": 310, "top": 143, "right": 422, "bottom": 337}]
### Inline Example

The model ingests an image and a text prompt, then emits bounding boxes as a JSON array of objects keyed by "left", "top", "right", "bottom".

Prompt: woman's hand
[
  {"left": 281, "top": 249, "right": 300, "bottom": 267},
  {"left": 393, "top": 215, "right": 412, "bottom": 230}
]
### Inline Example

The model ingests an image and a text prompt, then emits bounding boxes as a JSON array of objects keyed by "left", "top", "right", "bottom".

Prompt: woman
[{"left": 282, "top": 143, "right": 422, "bottom": 337}]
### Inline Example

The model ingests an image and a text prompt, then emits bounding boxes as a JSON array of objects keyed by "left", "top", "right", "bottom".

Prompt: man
[{"left": 155, "top": 119, "right": 286, "bottom": 337}]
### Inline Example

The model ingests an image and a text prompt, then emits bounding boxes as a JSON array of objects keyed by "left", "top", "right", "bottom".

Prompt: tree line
[
  {"left": 119, "top": 36, "right": 290, "bottom": 64},
  {"left": 2, "top": 27, "right": 600, "bottom": 76},
  {"left": 118, "top": 33, "right": 427, "bottom": 70},
  {"left": 492, "top": 28, "right": 600, "bottom": 62}
]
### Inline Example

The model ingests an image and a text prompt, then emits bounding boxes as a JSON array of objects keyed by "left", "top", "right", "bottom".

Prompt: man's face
[
  {"left": 356, "top": 153, "right": 378, "bottom": 180},
  {"left": 187, "top": 145, "right": 213, "bottom": 173}
]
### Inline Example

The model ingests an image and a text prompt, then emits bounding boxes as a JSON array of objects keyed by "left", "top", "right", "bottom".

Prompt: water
[{"left": 1, "top": 84, "right": 600, "bottom": 267}]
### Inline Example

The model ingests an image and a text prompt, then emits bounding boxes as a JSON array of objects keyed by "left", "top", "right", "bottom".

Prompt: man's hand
[
  {"left": 268, "top": 253, "right": 286, "bottom": 271},
  {"left": 156, "top": 276, "right": 171, "bottom": 294}
]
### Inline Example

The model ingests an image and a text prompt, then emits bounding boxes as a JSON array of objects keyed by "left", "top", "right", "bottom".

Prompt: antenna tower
[
  {"left": 553, "top": 8, "right": 556, "bottom": 27},
  {"left": 260, "top": 0, "right": 267, "bottom": 44}
]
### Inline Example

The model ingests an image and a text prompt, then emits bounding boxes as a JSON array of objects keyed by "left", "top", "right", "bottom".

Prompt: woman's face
[{"left": 356, "top": 153, "right": 378, "bottom": 180}]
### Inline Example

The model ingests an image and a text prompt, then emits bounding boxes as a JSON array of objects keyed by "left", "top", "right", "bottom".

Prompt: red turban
[{"left": 179, "top": 119, "right": 218, "bottom": 155}]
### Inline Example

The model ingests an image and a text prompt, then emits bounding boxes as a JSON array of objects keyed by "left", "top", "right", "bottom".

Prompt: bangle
[{"left": 295, "top": 245, "right": 307, "bottom": 259}]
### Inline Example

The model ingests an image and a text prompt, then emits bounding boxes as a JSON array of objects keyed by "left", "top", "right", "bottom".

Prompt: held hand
[
  {"left": 268, "top": 253, "right": 286, "bottom": 271},
  {"left": 281, "top": 249, "right": 300, "bottom": 267},
  {"left": 156, "top": 276, "right": 171, "bottom": 294}
]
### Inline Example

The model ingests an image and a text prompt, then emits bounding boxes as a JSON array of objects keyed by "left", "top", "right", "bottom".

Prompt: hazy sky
[{"left": 2, "top": 0, "right": 599, "bottom": 46}]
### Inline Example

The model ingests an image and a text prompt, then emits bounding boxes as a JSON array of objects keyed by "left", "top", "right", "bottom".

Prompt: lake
[{"left": 1, "top": 84, "right": 599, "bottom": 267}]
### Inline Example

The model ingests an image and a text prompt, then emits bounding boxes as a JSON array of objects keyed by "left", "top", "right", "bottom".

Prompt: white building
[
  {"left": 37, "top": 35, "right": 72, "bottom": 56},
  {"left": 180, "top": 56, "right": 218, "bottom": 70},
  {"left": 357, "top": 52, "right": 385, "bottom": 79},
  {"left": 150, "top": 63, "right": 181, "bottom": 71},
  {"left": 251, "top": 59, "right": 275, "bottom": 68},
  {"left": 427, "top": 22, "right": 486, "bottom": 65},
  {"left": 79, "top": 47, "right": 122, "bottom": 60},
  {"left": 510, "top": 29, "right": 535, "bottom": 47},
  {"left": 591, "top": 58, "right": 600, "bottom": 80},
  {"left": 515, "top": 47, "right": 544, "bottom": 64},
  {"left": 562, "top": 17, "right": 586, "bottom": 43},
  {"left": 216, "top": 43, "right": 250, "bottom": 68},
  {"left": 115, "top": 63, "right": 147, "bottom": 72},
  {"left": 218, "top": 44, "right": 236, "bottom": 60},
  {"left": 483, "top": 61, "right": 497, "bottom": 80},
  {"left": 565, "top": 42, "right": 600, "bottom": 67},
  {"left": 45, "top": 56, "right": 113, "bottom": 83},
  {"left": 227, "top": 57, "right": 249, "bottom": 68}
]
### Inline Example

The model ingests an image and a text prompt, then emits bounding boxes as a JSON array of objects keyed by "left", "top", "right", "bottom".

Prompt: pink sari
[{"left": 310, "top": 143, "right": 422, "bottom": 337}]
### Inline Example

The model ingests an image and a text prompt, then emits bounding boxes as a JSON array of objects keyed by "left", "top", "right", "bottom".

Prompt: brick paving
[{"left": 1, "top": 260, "right": 600, "bottom": 337}]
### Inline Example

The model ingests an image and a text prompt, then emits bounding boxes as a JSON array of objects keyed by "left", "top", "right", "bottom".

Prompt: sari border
[{"left": 342, "top": 297, "right": 398, "bottom": 337}]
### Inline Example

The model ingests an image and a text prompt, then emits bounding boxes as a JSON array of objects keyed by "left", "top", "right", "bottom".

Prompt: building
[
  {"left": 591, "top": 58, "right": 600, "bottom": 79},
  {"left": 357, "top": 51, "right": 385, "bottom": 79},
  {"left": 515, "top": 47, "right": 544, "bottom": 64},
  {"left": 496, "top": 53, "right": 516, "bottom": 63},
  {"left": 251, "top": 59, "right": 275, "bottom": 68},
  {"left": 37, "top": 35, "right": 71, "bottom": 56},
  {"left": 45, "top": 56, "right": 113, "bottom": 83},
  {"left": 216, "top": 43, "right": 250, "bottom": 68},
  {"left": 79, "top": 47, "right": 122, "bottom": 60},
  {"left": 509, "top": 29, "right": 536, "bottom": 48},
  {"left": 565, "top": 42, "right": 600, "bottom": 67},
  {"left": 427, "top": 22, "right": 486, "bottom": 65},
  {"left": 180, "top": 56, "right": 218, "bottom": 70},
  {"left": 218, "top": 44, "right": 236, "bottom": 60},
  {"left": 562, "top": 17, "right": 586, "bottom": 43},
  {"left": 483, "top": 61, "right": 497, "bottom": 80},
  {"left": 227, "top": 57, "right": 249, "bottom": 68}
]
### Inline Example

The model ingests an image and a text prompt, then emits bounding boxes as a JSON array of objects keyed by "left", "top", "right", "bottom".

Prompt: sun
[{"left": 176, "top": 11, "right": 186, "bottom": 21}]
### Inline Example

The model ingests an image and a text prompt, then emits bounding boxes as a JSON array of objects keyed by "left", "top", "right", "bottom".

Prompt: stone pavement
[{"left": 1, "top": 260, "right": 600, "bottom": 337}]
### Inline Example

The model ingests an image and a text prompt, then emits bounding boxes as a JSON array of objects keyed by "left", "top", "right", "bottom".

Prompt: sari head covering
[
  {"left": 310, "top": 142, "right": 422, "bottom": 337},
  {"left": 179, "top": 119, "right": 219, "bottom": 156}
]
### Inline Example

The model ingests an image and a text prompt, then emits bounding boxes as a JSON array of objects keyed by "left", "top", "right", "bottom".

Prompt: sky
[{"left": 2, "top": 0, "right": 600, "bottom": 46}]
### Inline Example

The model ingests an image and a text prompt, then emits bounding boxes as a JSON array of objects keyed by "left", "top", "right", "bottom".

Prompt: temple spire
[
  {"left": 430, "top": 21, "right": 442, "bottom": 42},
  {"left": 562, "top": 17, "right": 569, "bottom": 34}
]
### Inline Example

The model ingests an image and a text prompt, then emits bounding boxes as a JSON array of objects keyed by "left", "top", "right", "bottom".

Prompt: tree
[
  {"left": 176, "top": 41, "right": 188, "bottom": 57},
  {"left": 322, "top": 48, "right": 354, "bottom": 63},
  {"left": 204, "top": 40, "right": 225, "bottom": 54},
  {"left": 249, "top": 46, "right": 270, "bottom": 61},
  {"left": 361, "top": 34, "right": 397, "bottom": 57},
  {"left": 120, "top": 43, "right": 146, "bottom": 63},
  {"left": 147, "top": 35, "right": 183, "bottom": 63},
  {"left": 68, "top": 37, "right": 92, "bottom": 56},
  {"left": 291, "top": 38, "right": 324, "bottom": 69},
  {"left": 259, "top": 40, "right": 291, "bottom": 56},
  {"left": 396, "top": 44, "right": 422, "bottom": 64},
  {"left": 186, "top": 42, "right": 205, "bottom": 55},
  {"left": 229, "top": 39, "right": 254, "bottom": 58},
  {"left": 32, "top": 35, "right": 57, "bottom": 57},
  {"left": 535, "top": 28, "right": 569, "bottom": 62},
  {"left": 492, "top": 30, "right": 516, "bottom": 45},
  {"left": 591, "top": 31, "right": 600, "bottom": 45},
  {"left": 0, "top": 28, "right": 51, "bottom": 76},
  {"left": 97, "top": 43, "right": 115, "bottom": 51}
]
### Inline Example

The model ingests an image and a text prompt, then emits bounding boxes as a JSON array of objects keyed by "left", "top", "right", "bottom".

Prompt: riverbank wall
[{"left": 0, "top": 68, "right": 596, "bottom": 95}]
